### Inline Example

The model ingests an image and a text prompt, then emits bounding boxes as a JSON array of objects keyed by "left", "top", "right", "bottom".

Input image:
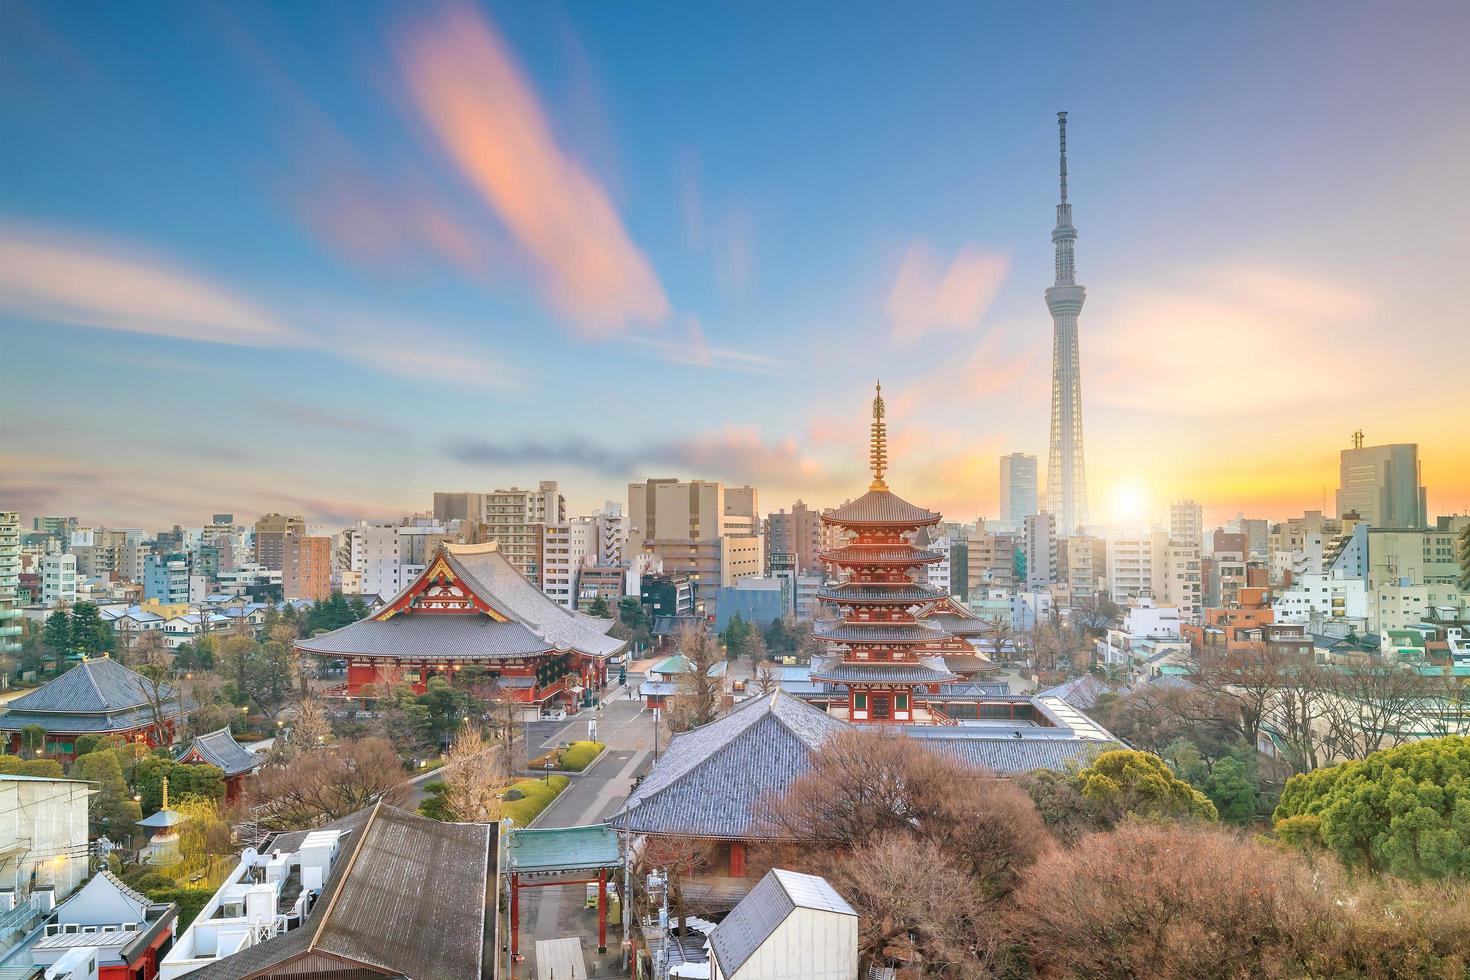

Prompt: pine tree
[{"left": 42, "top": 610, "right": 71, "bottom": 656}]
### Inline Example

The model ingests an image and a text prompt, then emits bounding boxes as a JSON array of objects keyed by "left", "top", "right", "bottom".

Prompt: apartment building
[
  {"left": 1106, "top": 530, "right": 1167, "bottom": 604},
  {"left": 40, "top": 553, "right": 78, "bottom": 607},
  {"left": 966, "top": 521, "right": 1018, "bottom": 593},
  {"left": 765, "top": 500, "right": 824, "bottom": 575},
  {"left": 1062, "top": 534, "right": 1108, "bottom": 599},
  {"left": 1023, "top": 512, "right": 1058, "bottom": 589},
  {"left": 283, "top": 533, "right": 333, "bottom": 601},
  {"left": 628, "top": 479, "right": 761, "bottom": 611},
  {"left": 0, "top": 513, "right": 19, "bottom": 658},
  {"left": 1169, "top": 499, "right": 1204, "bottom": 551},
  {"left": 1159, "top": 541, "right": 1203, "bottom": 624},
  {"left": 254, "top": 513, "right": 305, "bottom": 571}
]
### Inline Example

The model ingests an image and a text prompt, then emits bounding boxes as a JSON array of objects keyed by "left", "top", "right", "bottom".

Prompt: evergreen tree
[
  {"left": 70, "top": 602, "right": 114, "bottom": 656},
  {"left": 42, "top": 610, "right": 71, "bottom": 656},
  {"left": 1206, "top": 754, "right": 1258, "bottom": 825},
  {"left": 73, "top": 749, "right": 142, "bottom": 837},
  {"left": 586, "top": 595, "right": 612, "bottom": 618},
  {"left": 722, "top": 613, "right": 751, "bottom": 662},
  {"left": 347, "top": 596, "right": 370, "bottom": 621}
]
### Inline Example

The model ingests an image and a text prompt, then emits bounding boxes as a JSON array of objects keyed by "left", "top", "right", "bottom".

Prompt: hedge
[
  {"left": 502, "top": 775, "right": 570, "bottom": 826},
  {"left": 558, "top": 741, "right": 604, "bottom": 772},
  {"left": 146, "top": 887, "right": 216, "bottom": 931}
]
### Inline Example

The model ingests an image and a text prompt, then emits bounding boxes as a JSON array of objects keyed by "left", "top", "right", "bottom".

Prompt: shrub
[
  {"left": 145, "top": 887, "right": 215, "bottom": 931},
  {"left": 558, "top": 741, "right": 604, "bottom": 772},
  {"left": 501, "top": 775, "right": 570, "bottom": 826}
]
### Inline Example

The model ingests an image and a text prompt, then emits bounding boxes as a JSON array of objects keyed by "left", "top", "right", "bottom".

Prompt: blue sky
[{"left": 3, "top": 1, "right": 1468, "bottom": 529}]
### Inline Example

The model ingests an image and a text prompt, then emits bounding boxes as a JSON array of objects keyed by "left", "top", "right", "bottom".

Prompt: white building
[
  {"left": 1371, "top": 582, "right": 1467, "bottom": 637},
  {"left": 40, "top": 553, "right": 77, "bottom": 608},
  {"left": 925, "top": 533, "right": 953, "bottom": 596},
  {"left": 708, "top": 868, "right": 857, "bottom": 980},
  {"left": 1274, "top": 573, "right": 1370, "bottom": 626},
  {"left": 0, "top": 774, "right": 92, "bottom": 904},
  {"left": 0, "top": 870, "right": 177, "bottom": 980},
  {"left": 1159, "top": 541, "right": 1202, "bottom": 624},
  {"left": 542, "top": 519, "right": 600, "bottom": 610},
  {"left": 1170, "top": 499, "right": 1204, "bottom": 551},
  {"left": 1097, "top": 596, "right": 1190, "bottom": 679},
  {"left": 1106, "top": 530, "right": 1167, "bottom": 604},
  {"left": 1023, "top": 512, "right": 1058, "bottom": 589}
]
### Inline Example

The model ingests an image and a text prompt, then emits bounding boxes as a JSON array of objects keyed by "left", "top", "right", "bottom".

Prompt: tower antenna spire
[
  {"left": 869, "top": 380, "right": 888, "bottom": 491},
  {"left": 1058, "top": 110, "right": 1068, "bottom": 204}
]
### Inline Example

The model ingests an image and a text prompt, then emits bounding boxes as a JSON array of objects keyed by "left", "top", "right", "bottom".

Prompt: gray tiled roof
[
  {"left": 808, "top": 662, "right": 958, "bottom": 685},
  {"left": 922, "top": 736, "right": 1118, "bottom": 773},
  {"left": 822, "top": 490, "right": 941, "bottom": 527},
  {"left": 607, "top": 691, "right": 846, "bottom": 839},
  {"left": 188, "top": 804, "right": 492, "bottom": 980},
  {"left": 817, "top": 583, "right": 944, "bottom": 604},
  {"left": 813, "top": 620, "right": 946, "bottom": 644},
  {"left": 178, "top": 728, "right": 261, "bottom": 777},
  {"left": 297, "top": 615, "right": 553, "bottom": 660},
  {"left": 6, "top": 657, "right": 173, "bottom": 714},
  {"left": 819, "top": 544, "right": 944, "bottom": 565},
  {"left": 709, "top": 869, "right": 855, "bottom": 978},
  {"left": 1037, "top": 674, "right": 1114, "bottom": 711}
]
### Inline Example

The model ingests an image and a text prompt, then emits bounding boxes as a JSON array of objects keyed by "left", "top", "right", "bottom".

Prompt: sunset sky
[{"left": 2, "top": 1, "right": 1467, "bottom": 531}]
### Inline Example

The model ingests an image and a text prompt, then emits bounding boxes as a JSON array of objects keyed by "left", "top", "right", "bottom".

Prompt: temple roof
[
  {"left": 297, "top": 542, "right": 624, "bottom": 662},
  {"left": 177, "top": 727, "right": 262, "bottom": 777},
  {"left": 607, "top": 690, "right": 846, "bottom": 839},
  {"left": 0, "top": 657, "right": 193, "bottom": 734},
  {"left": 822, "top": 489, "right": 940, "bottom": 528},
  {"left": 816, "top": 582, "right": 945, "bottom": 604},
  {"left": 813, "top": 620, "right": 947, "bottom": 644},
  {"left": 819, "top": 544, "right": 944, "bottom": 565},
  {"left": 921, "top": 736, "right": 1117, "bottom": 773},
  {"left": 808, "top": 661, "right": 958, "bottom": 686}
]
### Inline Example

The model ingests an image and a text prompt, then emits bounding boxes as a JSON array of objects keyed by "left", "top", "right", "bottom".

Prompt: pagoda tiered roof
[
  {"left": 816, "top": 582, "right": 944, "bottom": 604},
  {"left": 822, "top": 489, "right": 940, "bottom": 528},
  {"left": 813, "top": 620, "right": 947, "bottom": 644},
  {"left": 809, "top": 660, "right": 957, "bottom": 686},
  {"left": 819, "top": 544, "right": 944, "bottom": 565}
]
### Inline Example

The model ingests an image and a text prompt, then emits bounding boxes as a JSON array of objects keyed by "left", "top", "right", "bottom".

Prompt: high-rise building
[
  {"left": 254, "top": 513, "right": 305, "bottom": 571},
  {"left": 1106, "top": 530, "right": 1168, "bottom": 604},
  {"left": 764, "top": 500, "right": 824, "bottom": 575},
  {"left": 1044, "top": 111, "right": 1090, "bottom": 535},
  {"left": 1170, "top": 499, "right": 1204, "bottom": 550},
  {"left": 1023, "top": 512, "right": 1058, "bottom": 589},
  {"left": 40, "top": 553, "right": 78, "bottom": 607},
  {"left": 434, "top": 482, "right": 564, "bottom": 585},
  {"left": 283, "top": 534, "right": 333, "bottom": 601},
  {"left": 31, "top": 516, "right": 79, "bottom": 540},
  {"left": 999, "top": 454, "right": 1039, "bottom": 526},
  {"left": 1160, "top": 540, "right": 1203, "bottom": 624},
  {"left": 0, "top": 512, "right": 22, "bottom": 658},
  {"left": 627, "top": 479, "right": 762, "bottom": 611},
  {"left": 966, "top": 521, "right": 1019, "bottom": 593},
  {"left": 1063, "top": 534, "right": 1108, "bottom": 598},
  {"left": 1335, "top": 436, "right": 1427, "bottom": 529}
]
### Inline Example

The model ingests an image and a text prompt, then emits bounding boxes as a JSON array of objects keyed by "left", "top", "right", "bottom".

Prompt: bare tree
[
  {"left": 666, "top": 622, "right": 723, "bottom": 732},
  {"left": 1318, "top": 662, "right": 1434, "bottom": 760},
  {"left": 745, "top": 626, "right": 768, "bottom": 677},
  {"left": 755, "top": 661, "right": 779, "bottom": 696},
  {"left": 250, "top": 737, "right": 404, "bottom": 830},
  {"left": 131, "top": 645, "right": 178, "bottom": 747},
  {"left": 1194, "top": 642, "right": 1294, "bottom": 749},
  {"left": 439, "top": 725, "right": 507, "bottom": 822},
  {"left": 289, "top": 697, "right": 331, "bottom": 754}
]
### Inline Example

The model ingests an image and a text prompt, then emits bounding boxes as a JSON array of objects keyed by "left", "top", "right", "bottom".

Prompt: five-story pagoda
[{"left": 811, "top": 383, "right": 957, "bottom": 723}]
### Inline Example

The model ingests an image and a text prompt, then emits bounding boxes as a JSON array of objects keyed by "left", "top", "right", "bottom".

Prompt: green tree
[
  {"left": 0, "top": 755, "right": 65, "bottom": 777},
  {"left": 763, "top": 618, "right": 793, "bottom": 657},
  {"left": 43, "top": 610, "right": 71, "bottom": 656},
  {"left": 73, "top": 749, "right": 143, "bottom": 837},
  {"left": 347, "top": 596, "right": 370, "bottom": 621},
  {"left": 1273, "top": 735, "right": 1470, "bottom": 880},
  {"left": 216, "top": 635, "right": 262, "bottom": 702},
  {"left": 721, "top": 613, "right": 751, "bottom": 662},
  {"left": 585, "top": 595, "right": 612, "bottom": 618},
  {"left": 69, "top": 602, "right": 114, "bottom": 656},
  {"left": 134, "top": 758, "right": 225, "bottom": 812},
  {"left": 1077, "top": 749, "right": 1219, "bottom": 823},
  {"left": 306, "top": 592, "right": 357, "bottom": 634},
  {"left": 417, "top": 676, "right": 478, "bottom": 749}
]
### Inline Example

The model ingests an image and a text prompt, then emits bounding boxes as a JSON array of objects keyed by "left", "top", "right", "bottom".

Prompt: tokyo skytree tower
[{"left": 1044, "top": 111, "right": 1089, "bottom": 534}]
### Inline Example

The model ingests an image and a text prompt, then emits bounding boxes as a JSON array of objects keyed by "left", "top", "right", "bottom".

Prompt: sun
[{"left": 1108, "top": 481, "right": 1152, "bottom": 527}]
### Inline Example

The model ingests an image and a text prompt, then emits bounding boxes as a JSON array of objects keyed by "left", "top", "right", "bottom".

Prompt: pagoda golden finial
[
  {"left": 161, "top": 775, "right": 169, "bottom": 811},
  {"left": 869, "top": 380, "right": 888, "bottom": 491}
]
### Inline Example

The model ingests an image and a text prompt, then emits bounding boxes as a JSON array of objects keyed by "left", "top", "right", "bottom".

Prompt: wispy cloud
[
  {"left": 396, "top": 4, "right": 668, "bottom": 335},
  {"left": 624, "top": 315, "right": 786, "bottom": 376},
  {"left": 0, "top": 229, "right": 298, "bottom": 346},
  {"left": 886, "top": 242, "right": 1009, "bottom": 344},
  {"left": 259, "top": 399, "right": 406, "bottom": 437},
  {"left": 447, "top": 425, "right": 838, "bottom": 488}
]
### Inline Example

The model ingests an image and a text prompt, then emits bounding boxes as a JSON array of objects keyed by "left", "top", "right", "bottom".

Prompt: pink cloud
[
  {"left": 396, "top": 5, "right": 669, "bottom": 335},
  {"left": 886, "top": 243, "right": 1009, "bottom": 343},
  {"left": 0, "top": 230, "right": 297, "bottom": 347}
]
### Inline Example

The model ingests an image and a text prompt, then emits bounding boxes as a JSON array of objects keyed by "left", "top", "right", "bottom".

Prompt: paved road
[{"left": 515, "top": 686, "right": 655, "bottom": 979}]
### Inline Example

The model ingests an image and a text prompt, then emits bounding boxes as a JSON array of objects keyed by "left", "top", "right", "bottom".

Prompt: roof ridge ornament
[{"left": 869, "top": 380, "right": 888, "bottom": 491}]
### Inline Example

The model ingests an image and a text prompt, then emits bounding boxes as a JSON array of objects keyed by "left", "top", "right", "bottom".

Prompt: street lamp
[{"left": 543, "top": 755, "right": 554, "bottom": 783}]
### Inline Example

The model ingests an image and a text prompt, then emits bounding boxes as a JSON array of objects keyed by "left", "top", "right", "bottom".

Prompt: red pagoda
[{"left": 810, "top": 383, "right": 958, "bottom": 724}]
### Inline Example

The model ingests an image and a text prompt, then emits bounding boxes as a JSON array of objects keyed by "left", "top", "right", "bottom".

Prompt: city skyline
[{"left": 3, "top": 2, "right": 1469, "bottom": 529}]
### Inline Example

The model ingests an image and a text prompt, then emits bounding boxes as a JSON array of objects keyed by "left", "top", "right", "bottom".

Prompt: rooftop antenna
[
  {"left": 1058, "top": 110, "right": 1068, "bottom": 204},
  {"left": 1352, "top": 429, "right": 1364, "bottom": 450}
]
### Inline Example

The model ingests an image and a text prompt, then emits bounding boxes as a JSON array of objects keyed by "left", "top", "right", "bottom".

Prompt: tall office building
[
  {"left": 627, "top": 479, "right": 762, "bottom": 611},
  {"left": 764, "top": 500, "right": 825, "bottom": 574},
  {"left": 254, "top": 513, "right": 305, "bottom": 571},
  {"left": 999, "top": 454, "right": 1039, "bottom": 526},
  {"left": 1170, "top": 499, "right": 1204, "bottom": 549},
  {"left": 0, "top": 512, "right": 21, "bottom": 658},
  {"left": 1023, "top": 511, "right": 1059, "bottom": 588},
  {"left": 1335, "top": 435, "right": 1426, "bottom": 529},
  {"left": 1044, "top": 111, "right": 1090, "bottom": 535}
]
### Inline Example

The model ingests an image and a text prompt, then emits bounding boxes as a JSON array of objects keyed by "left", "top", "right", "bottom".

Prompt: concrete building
[
  {"left": 628, "top": 479, "right": 762, "bottom": 611},
  {"left": 1023, "top": 512, "right": 1058, "bottom": 589},
  {"left": 0, "top": 774, "right": 92, "bottom": 903},
  {"left": 1336, "top": 438, "right": 1427, "bottom": 529},
  {"left": 1275, "top": 573, "right": 1370, "bottom": 626},
  {"left": 999, "top": 453, "right": 1039, "bottom": 526},
  {"left": 541, "top": 518, "right": 599, "bottom": 610},
  {"left": 1062, "top": 534, "right": 1108, "bottom": 600},
  {"left": 144, "top": 553, "right": 190, "bottom": 605},
  {"left": 40, "top": 553, "right": 77, "bottom": 608},
  {"left": 1106, "top": 530, "right": 1167, "bottom": 604},
  {"left": 1, "top": 512, "right": 22, "bottom": 659},
  {"left": 1170, "top": 499, "right": 1204, "bottom": 551},
  {"left": 1159, "top": 541, "right": 1203, "bottom": 624},
  {"left": 252, "top": 514, "right": 304, "bottom": 572},
  {"left": 764, "top": 501, "right": 824, "bottom": 575},
  {"left": 281, "top": 534, "right": 332, "bottom": 602},
  {"left": 1366, "top": 521, "right": 1468, "bottom": 592},
  {"left": 966, "top": 521, "right": 1018, "bottom": 593}
]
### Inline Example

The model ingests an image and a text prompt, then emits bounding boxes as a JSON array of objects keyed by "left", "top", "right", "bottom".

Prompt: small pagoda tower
[
  {"left": 137, "top": 776, "right": 188, "bottom": 866},
  {"left": 811, "top": 383, "right": 957, "bottom": 723}
]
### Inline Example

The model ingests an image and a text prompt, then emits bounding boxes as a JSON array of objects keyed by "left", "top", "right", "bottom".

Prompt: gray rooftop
[
  {"left": 709, "top": 868, "right": 855, "bottom": 978},
  {"left": 819, "top": 544, "right": 945, "bottom": 565},
  {"left": 813, "top": 619, "right": 947, "bottom": 644},
  {"left": 177, "top": 728, "right": 261, "bottom": 777},
  {"left": 187, "top": 803, "right": 492, "bottom": 980},
  {"left": 808, "top": 662, "right": 958, "bottom": 685},
  {"left": 608, "top": 691, "right": 846, "bottom": 839},
  {"left": 822, "top": 489, "right": 941, "bottom": 527},
  {"left": 0, "top": 657, "right": 193, "bottom": 734}
]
